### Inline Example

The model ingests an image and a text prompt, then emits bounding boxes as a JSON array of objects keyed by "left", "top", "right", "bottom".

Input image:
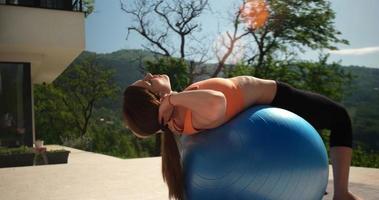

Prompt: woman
[{"left": 123, "top": 73, "right": 361, "bottom": 200}]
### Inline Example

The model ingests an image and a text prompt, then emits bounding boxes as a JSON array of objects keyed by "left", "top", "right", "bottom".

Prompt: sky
[{"left": 85, "top": 0, "right": 379, "bottom": 68}]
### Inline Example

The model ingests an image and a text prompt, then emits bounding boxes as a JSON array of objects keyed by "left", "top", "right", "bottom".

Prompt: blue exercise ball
[{"left": 181, "top": 106, "right": 329, "bottom": 200}]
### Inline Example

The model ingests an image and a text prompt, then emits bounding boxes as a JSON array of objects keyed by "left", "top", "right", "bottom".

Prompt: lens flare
[{"left": 240, "top": 0, "right": 269, "bottom": 30}]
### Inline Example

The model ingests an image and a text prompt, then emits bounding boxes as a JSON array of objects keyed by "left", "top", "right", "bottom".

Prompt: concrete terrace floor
[{"left": 0, "top": 145, "right": 378, "bottom": 200}]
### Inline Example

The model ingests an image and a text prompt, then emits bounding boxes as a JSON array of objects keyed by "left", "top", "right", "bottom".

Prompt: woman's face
[{"left": 132, "top": 73, "right": 172, "bottom": 97}]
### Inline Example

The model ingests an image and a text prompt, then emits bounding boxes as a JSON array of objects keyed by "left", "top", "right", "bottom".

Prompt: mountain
[
  {"left": 342, "top": 66, "right": 379, "bottom": 150},
  {"left": 64, "top": 50, "right": 155, "bottom": 111}
]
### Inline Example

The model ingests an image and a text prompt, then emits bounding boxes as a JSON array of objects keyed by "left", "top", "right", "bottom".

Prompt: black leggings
[{"left": 269, "top": 81, "right": 353, "bottom": 148}]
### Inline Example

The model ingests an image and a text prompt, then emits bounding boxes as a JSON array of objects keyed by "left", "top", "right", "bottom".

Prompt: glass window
[{"left": 0, "top": 63, "right": 32, "bottom": 147}]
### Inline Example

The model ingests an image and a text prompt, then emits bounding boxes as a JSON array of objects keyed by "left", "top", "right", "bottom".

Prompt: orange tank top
[{"left": 179, "top": 78, "right": 244, "bottom": 135}]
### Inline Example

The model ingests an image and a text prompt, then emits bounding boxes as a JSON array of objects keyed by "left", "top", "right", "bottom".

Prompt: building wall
[
  {"left": 0, "top": 4, "right": 85, "bottom": 146},
  {"left": 0, "top": 4, "right": 85, "bottom": 83}
]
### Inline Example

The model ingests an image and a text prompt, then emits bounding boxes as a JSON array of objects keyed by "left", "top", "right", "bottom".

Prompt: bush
[{"left": 0, "top": 146, "right": 34, "bottom": 155}]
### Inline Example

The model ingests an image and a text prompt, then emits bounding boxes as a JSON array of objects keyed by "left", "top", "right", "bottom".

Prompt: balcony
[
  {"left": 0, "top": 0, "right": 84, "bottom": 12},
  {"left": 0, "top": 1, "right": 85, "bottom": 83}
]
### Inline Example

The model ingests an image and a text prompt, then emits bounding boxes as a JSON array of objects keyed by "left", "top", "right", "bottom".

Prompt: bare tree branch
[
  {"left": 212, "top": 5, "right": 249, "bottom": 77},
  {"left": 152, "top": 0, "right": 209, "bottom": 58},
  {"left": 121, "top": 0, "right": 171, "bottom": 56}
]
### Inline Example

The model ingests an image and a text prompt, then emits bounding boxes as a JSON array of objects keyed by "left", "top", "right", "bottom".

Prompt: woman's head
[
  {"left": 123, "top": 85, "right": 161, "bottom": 138},
  {"left": 131, "top": 73, "right": 172, "bottom": 97},
  {"left": 123, "top": 73, "right": 172, "bottom": 137}
]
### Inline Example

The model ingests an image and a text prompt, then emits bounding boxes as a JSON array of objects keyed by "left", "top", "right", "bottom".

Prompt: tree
[
  {"left": 121, "top": 0, "right": 209, "bottom": 58},
  {"left": 34, "top": 83, "right": 76, "bottom": 144},
  {"left": 121, "top": 0, "right": 210, "bottom": 82},
  {"left": 212, "top": 4, "right": 249, "bottom": 77},
  {"left": 212, "top": 0, "right": 350, "bottom": 78},
  {"left": 52, "top": 54, "right": 119, "bottom": 138},
  {"left": 88, "top": 107, "right": 153, "bottom": 158},
  {"left": 72, "top": 0, "right": 95, "bottom": 17},
  {"left": 83, "top": 0, "right": 95, "bottom": 16},
  {"left": 293, "top": 55, "right": 353, "bottom": 101},
  {"left": 245, "top": 0, "right": 348, "bottom": 76}
]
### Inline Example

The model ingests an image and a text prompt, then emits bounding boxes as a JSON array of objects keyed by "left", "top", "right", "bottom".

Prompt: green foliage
[
  {"left": 290, "top": 55, "right": 353, "bottom": 101},
  {"left": 145, "top": 57, "right": 190, "bottom": 91},
  {"left": 352, "top": 145, "right": 379, "bottom": 168},
  {"left": 84, "top": 50, "right": 155, "bottom": 111},
  {"left": 95, "top": 49, "right": 155, "bottom": 86},
  {"left": 267, "top": 0, "right": 348, "bottom": 50},
  {"left": 53, "top": 53, "right": 120, "bottom": 137},
  {"left": 245, "top": 0, "right": 349, "bottom": 72},
  {"left": 89, "top": 125, "right": 156, "bottom": 158},
  {"left": 61, "top": 135, "right": 93, "bottom": 151},
  {"left": 34, "top": 84, "right": 77, "bottom": 144},
  {"left": 320, "top": 131, "right": 379, "bottom": 168},
  {"left": 0, "top": 146, "right": 34, "bottom": 155},
  {"left": 83, "top": 0, "right": 95, "bottom": 17},
  {"left": 342, "top": 67, "right": 379, "bottom": 151},
  {"left": 87, "top": 108, "right": 156, "bottom": 158},
  {"left": 226, "top": 62, "right": 254, "bottom": 78},
  {"left": 34, "top": 53, "right": 119, "bottom": 145},
  {"left": 34, "top": 50, "right": 159, "bottom": 158}
]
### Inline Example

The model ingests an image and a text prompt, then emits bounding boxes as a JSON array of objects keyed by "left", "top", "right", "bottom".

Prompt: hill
[{"left": 342, "top": 66, "right": 379, "bottom": 151}]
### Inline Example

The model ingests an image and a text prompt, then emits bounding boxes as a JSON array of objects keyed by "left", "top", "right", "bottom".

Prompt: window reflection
[{"left": 0, "top": 63, "right": 32, "bottom": 147}]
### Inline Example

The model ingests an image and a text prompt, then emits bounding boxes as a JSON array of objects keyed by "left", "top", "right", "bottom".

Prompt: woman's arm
[{"left": 161, "top": 90, "right": 227, "bottom": 129}]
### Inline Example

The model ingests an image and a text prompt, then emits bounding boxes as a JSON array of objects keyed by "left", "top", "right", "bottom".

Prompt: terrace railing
[{"left": 0, "top": 0, "right": 84, "bottom": 12}]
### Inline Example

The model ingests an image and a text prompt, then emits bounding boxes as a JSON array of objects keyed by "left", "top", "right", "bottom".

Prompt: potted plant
[
  {"left": 1, "top": 139, "right": 71, "bottom": 167},
  {"left": 45, "top": 149, "right": 70, "bottom": 164},
  {"left": 33, "top": 140, "right": 70, "bottom": 165},
  {"left": 0, "top": 146, "right": 35, "bottom": 168}
]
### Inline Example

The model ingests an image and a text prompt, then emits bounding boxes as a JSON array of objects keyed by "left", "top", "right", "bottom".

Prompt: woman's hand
[{"left": 159, "top": 93, "right": 175, "bottom": 126}]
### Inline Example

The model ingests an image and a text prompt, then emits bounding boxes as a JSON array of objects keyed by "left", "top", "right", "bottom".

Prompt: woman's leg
[
  {"left": 330, "top": 146, "right": 362, "bottom": 200},
  {"left": 269, "top": 82, "right": 361, "bottom": 200}
]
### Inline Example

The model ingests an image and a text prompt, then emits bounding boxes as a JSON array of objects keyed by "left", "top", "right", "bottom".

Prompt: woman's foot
[{"left": 333, "top": 191, "right": 363, "bottom": 200}]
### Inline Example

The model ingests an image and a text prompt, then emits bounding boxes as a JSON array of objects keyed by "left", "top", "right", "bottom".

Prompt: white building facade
[{"left": 0, "top": 0, "right": 85, "bottom": 147}]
